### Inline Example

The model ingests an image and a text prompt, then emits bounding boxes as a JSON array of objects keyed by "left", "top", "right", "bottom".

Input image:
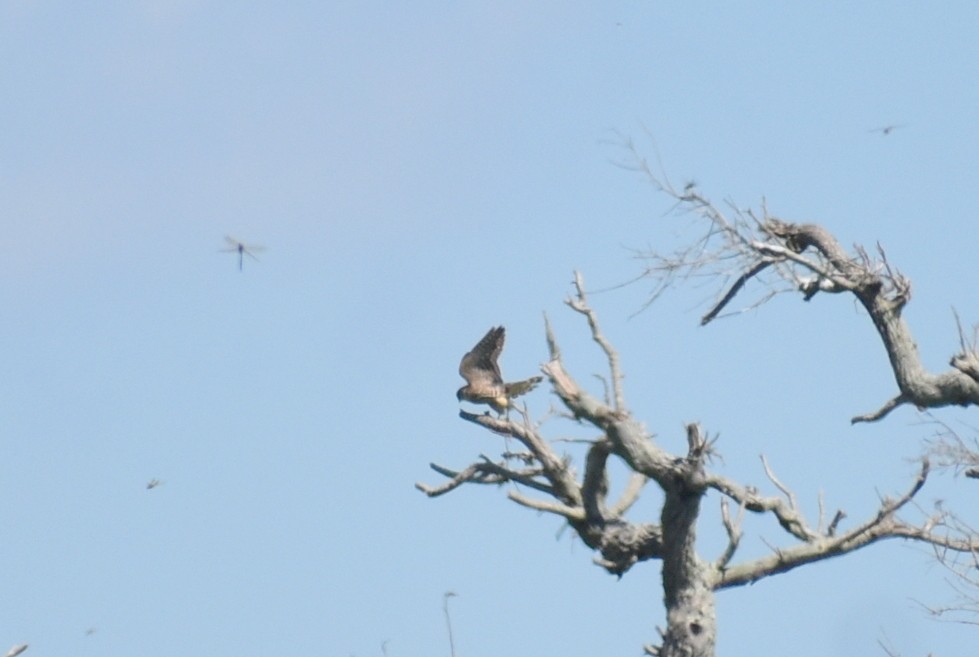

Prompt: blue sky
[{"left": 2, "top": 2, "right": 979, "bottom": 656}]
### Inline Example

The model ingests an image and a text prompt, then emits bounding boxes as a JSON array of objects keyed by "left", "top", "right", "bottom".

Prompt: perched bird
[{"left": 456, "top": 326, "right": 542, "bottom": 414}]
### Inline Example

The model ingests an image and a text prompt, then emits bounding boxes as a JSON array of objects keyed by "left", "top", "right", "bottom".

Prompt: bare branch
[
  {"left": 917, "top": 508, "right": 979, "bottom": 625},
  {"left": 712, "top": 460, "right": 979, "bottom": 589},
  {"left": 851, "top": 393, "right": 909, "bottom": 424},
  {"left": 924, "top": 416, "right": 979, "bottom": 483},
  {"left": 760, "top": 454, "right": 800, "bottom": 512},
  {"left": 706, "top": 471, "right": 819, "bottom": 543},
  {"left": 609, "top": 473, "right": 648, "bottom": 517},
  {"left": 844, "top": 459, "right": 929, "bottom": 542},
  {"left": 949, "top": 306, "right": 979, "bottom": 387},
  {"left": 701, "top": 259, "right": 773, "bottom": 325},
  {"left": 582, "top": 439, "right": 612, "bottom": 521},
  {"left": 686, "top": 423, "right": 710, "bottom": 460},
  {"left": 544, "top": 353, "right": 675, "bottom": 482},
  {"left": 415, "top": 463, "right": 492, "bottom": 497},
  {"left": 458, "top": 411, "right": 583, "bottom": 507},
  {"left": 443, "top": 591, "right": 458, "bottom": 657},
  {"left": 508, "top": 490, "right": 585, "bottom": 521},
  {"left": 415, "top": 458, "right": 552, "bottom": 498},
  {"left": 420, "top": 150, "right": 979, "bottom": 654},
  {"left": 827, "top": 510, "right": 847, "bottom": 537},
  {"left": 617, "top": 149, "right": 979, "bottom": 420},
  {"left": 543, "top": 312, "right": 561, "bottom": 362},
  {"left": 876, "top": 634, "right": 901, "bottom": 657},
  {"left": 593, "top": 373, "right": 612, "bottom": 406},
  {"left": 716, "top": 497, "right": 746, "bottom": 569},
  {"left": 567, "top": 271, "right": 626, "bottom": 413}
]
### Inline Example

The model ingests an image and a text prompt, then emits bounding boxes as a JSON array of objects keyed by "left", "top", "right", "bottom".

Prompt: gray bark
[
  {"left": 657, "top": 427, "right": 715, "bottom": 657},
  {"left": 418, "top": 206, "right": 979, "bottom": 654}
]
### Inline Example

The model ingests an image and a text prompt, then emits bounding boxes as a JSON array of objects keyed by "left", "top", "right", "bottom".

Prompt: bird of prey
[
  {"left": 220, "top": 236, "right": 265, "bottom": 271},
  {"left": 457, "top": 326, "right": 542, "bottom": 414},
  {"left": 3, "top": 644, "right": 28, "bottom": 657},
  {"left": 868, "top": 123, "right": 907, "bottom": 136}
]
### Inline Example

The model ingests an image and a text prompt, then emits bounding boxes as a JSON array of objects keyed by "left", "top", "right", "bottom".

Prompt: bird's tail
[{"left": 505, "top": 376, "right": 543, "bottom": 399}]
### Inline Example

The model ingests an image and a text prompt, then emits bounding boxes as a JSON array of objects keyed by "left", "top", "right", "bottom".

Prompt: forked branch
[
  {"left": 419, "top": 348, "right": 665, "bottom": 575},
  {"left": 624, "top": 152, "right": 979, "bottom": 422},
  {"left": 712, "top": 459, "right": 979, "bottom": 588},
  {"left": 922, "top": 512, "right": 979, "bottom": 626},
  {"left": 567, "top": 271, "right": 626, "bottom": 413}
]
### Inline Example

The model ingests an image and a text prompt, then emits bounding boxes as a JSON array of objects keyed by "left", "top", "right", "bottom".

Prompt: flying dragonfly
[{"left": 220, "top": 236, "right": 265, "bottom": 271}]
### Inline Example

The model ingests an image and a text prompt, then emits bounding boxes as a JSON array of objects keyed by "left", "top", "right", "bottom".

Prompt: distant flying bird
[
  {"left": 456, "top": 326, "right": 542, "bottom": 415},
  {"left": 146, "top": 478, "right": 163, "bottom": 490},
  {"left": 868, "top": 123, "right": 907, "bottom": 136},
  {"left": 3, "top": 644, "right": 28, "bottom": 657},
  {"left": 220, "top": 236, "right": 265, "bottom": 271}
]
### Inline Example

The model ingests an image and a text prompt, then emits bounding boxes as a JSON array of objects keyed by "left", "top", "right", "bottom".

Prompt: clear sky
[{"left": 2, "top": 2, "right": 978, "bottom": 656}]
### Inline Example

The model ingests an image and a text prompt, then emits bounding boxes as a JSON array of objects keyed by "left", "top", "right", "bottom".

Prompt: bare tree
[
  {"left": 920, "top": 419, "right": 979, "bottom": 627},
  {"left": 416, "top": 157, "right": 979, "bottom": 656}
]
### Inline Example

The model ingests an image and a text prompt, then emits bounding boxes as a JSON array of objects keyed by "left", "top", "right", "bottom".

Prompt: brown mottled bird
[{"left": 456, "top": 326, "right": 542, "bottom": 414}]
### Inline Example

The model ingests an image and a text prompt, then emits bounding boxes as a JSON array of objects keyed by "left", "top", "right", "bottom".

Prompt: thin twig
[
  {"left": 443, "top": 592, "right": 458, "bottom": 657},
  {"left": 567, "top": 271, "right": 626, "bottom": 412},
  {"left": 717, "top": 497, "right": 746, "bottom": 569},
  {"left": 760, "top": 454, "right": 799, "bottom": 510}
]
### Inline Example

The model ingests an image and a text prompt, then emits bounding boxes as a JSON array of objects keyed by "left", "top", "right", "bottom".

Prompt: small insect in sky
[
  {"left": 220, "top": 236, "right": 266, "bottom": 271},
  {"left": 868, "top": 123, "right": 907, "bottom": 136}
]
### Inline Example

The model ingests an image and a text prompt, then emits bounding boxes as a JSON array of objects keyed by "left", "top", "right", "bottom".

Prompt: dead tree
[
  {"left": 922, "top": 420, "right": 979, "bottom": 626},
  {"left": 416, "top": 171, "right": 979, "bottom": 656}
]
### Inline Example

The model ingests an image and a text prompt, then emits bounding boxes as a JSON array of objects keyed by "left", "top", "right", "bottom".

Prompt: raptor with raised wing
[{"left": 456, "top": 326, "right": 542, "bottom": 414}]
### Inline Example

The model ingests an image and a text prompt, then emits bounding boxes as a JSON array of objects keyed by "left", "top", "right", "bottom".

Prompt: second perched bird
[{"left": 457, "top": 326, "right": 542, "bottom": 415}]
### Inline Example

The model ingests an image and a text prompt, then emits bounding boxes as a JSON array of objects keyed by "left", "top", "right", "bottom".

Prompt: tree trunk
[{"left": 658, "top": 472, "right": 715, "bottom": 657}]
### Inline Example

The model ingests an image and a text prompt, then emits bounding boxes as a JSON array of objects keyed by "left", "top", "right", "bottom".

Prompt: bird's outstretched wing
[{"left": 459, "top": 326, "right": 505, "bottom": 389}]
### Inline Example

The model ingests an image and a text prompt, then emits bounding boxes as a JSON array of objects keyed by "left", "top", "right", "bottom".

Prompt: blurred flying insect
[{"left": 220, "top": 235, "right": 265, "bottom": 271}]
